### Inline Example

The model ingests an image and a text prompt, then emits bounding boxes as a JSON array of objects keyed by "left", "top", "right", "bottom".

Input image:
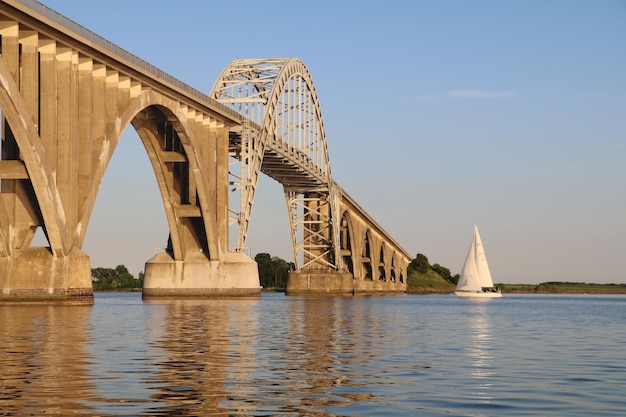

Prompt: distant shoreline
[
  {"left": 408, "top": 283, "right": 626, "bottom": 295},
  {"left": 96, "top": 284, "right": 626, "bottom": 295},
  {"left": 500, "top": 283, "right": 626, "bottom": 294}
]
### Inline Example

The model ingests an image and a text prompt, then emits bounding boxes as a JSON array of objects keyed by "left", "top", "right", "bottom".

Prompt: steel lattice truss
[{"left": 211, "top": 58, "right": 341, "bottom": 270}]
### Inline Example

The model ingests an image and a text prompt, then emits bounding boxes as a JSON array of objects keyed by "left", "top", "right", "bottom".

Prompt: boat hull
[{"left": 454, "top": 290, "right": 502, "bottom": 298}]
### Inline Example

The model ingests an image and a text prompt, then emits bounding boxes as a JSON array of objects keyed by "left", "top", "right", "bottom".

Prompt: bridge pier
[
  {"left": 142, "top": 252, "right": 261, "bottom": 299},
  {"left": 286, "top": 268, "right": 407, "bottom": 296},
  {"left": 286, "top": 269, "right": 355, "bottom": 295},
  {"left": 0, "top": 248, "right": 94, "bottom": 305}
]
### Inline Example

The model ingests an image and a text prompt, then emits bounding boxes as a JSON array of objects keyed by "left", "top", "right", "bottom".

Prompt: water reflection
[
  {"left": 467, "top": 302, "right": 493, "bottom": 370},
  {"left": 0, "top": 295, "right": 507, "bottom": 415},
  {"left": 145, "top": 298, "right": 260, "bottom": 415},
  {"left": 0, "top": 305, "right": 96, "bottom": 414},
  {"left": 3, "top": 294, "right": 623, "bottom": 416},
  {"left": 285, "top": 297, "right": 367, "bottom": 409},
  {"left": 465, "top": 301, "right": 496, "bottom": 403},
  {"left": 141, "top": 296, "right": 377, "bottom": 415},
  {"left": 222, "top": 296, "right": 367, "bottom": 415}
]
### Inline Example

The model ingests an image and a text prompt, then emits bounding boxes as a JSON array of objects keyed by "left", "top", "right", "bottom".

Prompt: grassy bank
[
  {"left": 406, "top": 279, "right": 626, "bottom": 295},
  {"left": 407, "top": 269, "right": 456, "bottom": 294},
  {"left": 501, "top": 282, "right": 626, "bottom": 294}
]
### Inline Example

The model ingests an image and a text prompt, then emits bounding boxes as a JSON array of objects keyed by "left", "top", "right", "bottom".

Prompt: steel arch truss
[{"left": 211, "top": 58, "right": 341, "bottom": 270}]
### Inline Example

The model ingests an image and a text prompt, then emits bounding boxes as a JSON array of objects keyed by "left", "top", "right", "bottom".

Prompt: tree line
[
  {"left": 91, "top": 252, "right": 457, "bottom": 291},
  {"left": 254, "top": 253, "right": 295, "bottom": 289},
  {"left": 92, "top": 265, "right": 143, "bottom": 290}
]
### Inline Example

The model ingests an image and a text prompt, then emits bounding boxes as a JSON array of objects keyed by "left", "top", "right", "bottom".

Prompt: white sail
[
  {"left": 473, "top": 225, "right": 495, "bottom": 288},
  {"left": 456, "top": 237, "right": 480, "bottom": 292},
  {"left": 455, "top": 225, "right": 501, "bottom": 298}
]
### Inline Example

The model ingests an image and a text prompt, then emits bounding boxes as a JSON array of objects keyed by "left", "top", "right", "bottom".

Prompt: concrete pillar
[
  {"left": 286, "top": 269, "right": 354, "bottom": 296},
  {"left": 142, "top": 252, "right": 261, "bottom": 299},
  {"left": 0, "top": 247, "right": 93, "bottom": 304}
]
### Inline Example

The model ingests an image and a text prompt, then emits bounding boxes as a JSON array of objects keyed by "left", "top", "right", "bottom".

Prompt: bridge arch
[
  {"left": 63, "top": 89, "right": 221, "bottom": 263},
  {"left": 212, "top": 58, "right": 330, "bottom": 173},
  {"left": 129, "top": 104, "right": 216, "bottom": 261},
  {"left": 0, "top": 0, "right": 259, "bottom": 303},
  {"left": 378, "top": 244, "right": 387, "bottom": 281},
  {"left": 258, "top": 59, "right": 331, "bottom": 179},
  {"left": 339, "top": 210, "right": 355, "bottom": 275},
  {"left": 211, "top": 58, "right": 340, "bottom": 270},
  {"left": 0, "top": 61, "right": 224, "bottom": 265},
  {"left": 361, "top": 229, "right": 374, "bottom": 280},
  {"left": 391, "top": 253, "right": 401, "bottom": 283}
]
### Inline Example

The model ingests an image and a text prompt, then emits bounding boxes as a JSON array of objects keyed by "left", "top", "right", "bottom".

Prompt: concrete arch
[
  {"left": 0, "top": 68, "right": 223, "bottom": 264},
  {"left": 389, "top": 251, "right": 404, "bottom": 283},
  {"left": 378, "top": 244, "right": 387, "bottom": 281},
  {"left": 361, "top": 229, "right": 374, "bottom": 280},
  {"left": 339, "top": 209, "right": 356, "bottom": 274},
  {"left": 72, "top": 90, "right": 220, "bottom": 261},
  {"left": 131, "top": 106, "right": 205, "bottom": 261}
]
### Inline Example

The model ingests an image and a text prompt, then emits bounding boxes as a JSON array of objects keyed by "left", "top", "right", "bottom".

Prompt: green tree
[
  {"left": 271, "top": 256, "right": 292, "bottom": 288},
  {"left": 406, "top": 253, "right": 457, "bottom": 292},
  {"left": 255, "top": 253, "right": 273, "bottom": 287},
  {"left": 91, "top": 265, "right": 142, "bottom": 290},
  {"left": 431, "top": 263, "right": 449, "bottom": 279},
  {"left": 431, "top": 263, "right": 459, "bottom": 285},
  {"left": 255, "top": 253, "right": 293, "bottom": 289},
  {"left": 409, "top": 253, "right": 430, "bottom": 274}
]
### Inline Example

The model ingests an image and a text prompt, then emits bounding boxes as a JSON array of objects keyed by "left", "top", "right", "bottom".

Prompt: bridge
[{"left": 0, "top": 0, "right": 411, "bottom": 304}]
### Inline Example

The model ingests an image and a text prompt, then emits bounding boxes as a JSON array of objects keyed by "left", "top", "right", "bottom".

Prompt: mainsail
[{"left": 456, "top": 225, "right": 495, "bottom": 291}]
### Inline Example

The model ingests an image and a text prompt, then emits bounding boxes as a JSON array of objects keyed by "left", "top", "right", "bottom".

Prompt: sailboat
[{"left": 455, "top": 225, "right": 502, "bottom": 298}]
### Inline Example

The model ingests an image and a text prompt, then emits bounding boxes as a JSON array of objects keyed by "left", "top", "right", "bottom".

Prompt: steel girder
[{"left": 211, "top": 58, "right": 342, "bottom": 270}]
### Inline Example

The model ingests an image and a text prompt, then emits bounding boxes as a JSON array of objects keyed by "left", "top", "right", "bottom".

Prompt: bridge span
[{"left": 0, "top": 0, "right": 410, "bottom": 303}]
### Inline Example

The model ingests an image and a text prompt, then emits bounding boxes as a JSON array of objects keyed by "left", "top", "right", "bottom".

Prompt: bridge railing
[{"left": 15, "top": 0, "right": 243, "bottom": 122}]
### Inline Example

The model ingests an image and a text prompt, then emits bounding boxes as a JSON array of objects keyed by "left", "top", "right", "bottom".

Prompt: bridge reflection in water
[
  {"left": 4, "top": 293, "right": 623, "bottom": 415},
  {"left": 0, "top": 293, "right": 404, "bottom": 415}
]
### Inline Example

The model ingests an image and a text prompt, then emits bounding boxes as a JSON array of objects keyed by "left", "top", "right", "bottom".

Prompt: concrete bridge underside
[{"left": 0, "top": 1, "right": 410, "bottom": 303}]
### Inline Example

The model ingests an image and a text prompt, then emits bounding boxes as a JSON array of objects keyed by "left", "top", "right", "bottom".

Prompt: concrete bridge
[{"left": 0, "top": 0, "right": 411, "bottom": 304}]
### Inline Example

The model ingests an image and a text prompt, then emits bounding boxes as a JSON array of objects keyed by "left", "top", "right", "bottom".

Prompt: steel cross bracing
[{"left": 211, "top": 58, "right": 342, "bottom": 270}]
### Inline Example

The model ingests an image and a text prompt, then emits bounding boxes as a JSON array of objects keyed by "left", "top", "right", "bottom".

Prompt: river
[{"left": 1, "top": 292, "right": 625, "bottom": 416}]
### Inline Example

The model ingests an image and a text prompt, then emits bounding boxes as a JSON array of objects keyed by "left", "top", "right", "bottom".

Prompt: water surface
[{"left": 1, "top": 293, "right": 625, "bottom": 416}]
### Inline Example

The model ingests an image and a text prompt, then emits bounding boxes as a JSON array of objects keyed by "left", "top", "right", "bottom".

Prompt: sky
[{"left": 39, "top": 0, "right": 626, "bottom": 284}]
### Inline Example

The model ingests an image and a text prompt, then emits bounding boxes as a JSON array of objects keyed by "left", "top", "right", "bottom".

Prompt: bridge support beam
[
  {"left": 0, "top": 248, "right": 94, "bottom": 305},
  {"left": 142, "top": 252, "right": 261, "bottom": 299}
]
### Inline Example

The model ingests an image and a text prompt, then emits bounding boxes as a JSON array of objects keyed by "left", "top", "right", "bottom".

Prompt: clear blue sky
[{"left": 41, "top": 0, "right": 625, "bottom": 284}]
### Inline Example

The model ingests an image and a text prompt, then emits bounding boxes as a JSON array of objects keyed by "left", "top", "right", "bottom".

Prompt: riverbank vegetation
[
  {"left": 254, "top": 253, "right": 294, "bottom": 290},
  {"left": 406, "top": 253, "right": 456, "bottom": 293},
  {"left": 502, "top": 282, "right": 626, "bottom": 294},
  {"left": 92, "top": 265, "right": 143, "bottom": 290},
  {"left": 92, "top": 253, "right": 625, "bottom": 294}
]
